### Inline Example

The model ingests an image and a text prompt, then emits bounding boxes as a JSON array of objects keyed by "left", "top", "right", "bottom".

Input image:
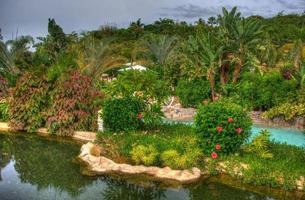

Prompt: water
[
  {"left": 1, "top": 133, "right": 302, "bottom": 200},
  {"left": 251, "top": 125, "right": 305, "bottom": 147}
]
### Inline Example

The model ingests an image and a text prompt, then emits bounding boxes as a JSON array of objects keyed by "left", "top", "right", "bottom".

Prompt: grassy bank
[{"left": 96, "top": 124, "right": 305, "bottom": 191}]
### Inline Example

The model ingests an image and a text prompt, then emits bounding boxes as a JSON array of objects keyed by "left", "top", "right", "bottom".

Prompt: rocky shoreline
[{"left": 78, "top": 142, "right": 202, "bottom": 183}]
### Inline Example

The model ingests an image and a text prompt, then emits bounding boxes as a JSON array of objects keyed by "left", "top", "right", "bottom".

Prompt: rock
[{"left": 78, "top": 142, "right": 201, "bottom": 183}]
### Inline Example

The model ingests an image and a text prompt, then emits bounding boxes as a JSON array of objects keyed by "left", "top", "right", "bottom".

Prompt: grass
[
  {"left": 223, "top": 143, "right": 305, "bottom": 190},
  {"left": 96, "top": 124, "right": 204, "bottom": 168},
  {"left": 96, "top": 124, "right": 305, "bottom": 190}
]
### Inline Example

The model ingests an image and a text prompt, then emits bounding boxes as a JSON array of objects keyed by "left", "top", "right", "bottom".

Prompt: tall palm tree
[
  {"left": 218, "top": 7, "right": 263, "bottom": 83},
  {"left": 231, "top": 18, "right": 264, "bottom": 83},
  {"left": 144, "top": 34, "right": 176, "bottom": 65},
  {"left": 185, "top": 32, "right": 222, "bottom": 101},
  {"left": 76, "top": 37, "right": 126, "bottom": 79}
]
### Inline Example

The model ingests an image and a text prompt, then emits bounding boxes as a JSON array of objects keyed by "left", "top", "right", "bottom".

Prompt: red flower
[
  {"left": 137, "top": 112, "right": 143, "bottom": 120},
  {"left": 211, "top": 152, "right": 218, "bottom": 159},
  {"left": 228, "top": 117, "right": 233, "bottom": 123},
  {"left": 236, "top": 127, "right": 242, "bottom": 134},
  {"left": 216, "top": 126, "right": 223, "bottom": 133},
  {"left": 215, "top": 144, "right": 221, "bottom": 150}
]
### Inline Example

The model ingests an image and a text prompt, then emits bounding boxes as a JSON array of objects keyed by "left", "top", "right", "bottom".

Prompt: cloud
[
  {"left": 275, "top": 0, "right": 305, "bottom": 10},
  {"left": 161, "top": 4, "right": 220, "bottom": 18}
]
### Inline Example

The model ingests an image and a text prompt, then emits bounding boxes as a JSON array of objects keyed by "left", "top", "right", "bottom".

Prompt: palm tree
[
  {"left": 144, "top": 34, "right": 176, "bottom": 65},
  {"left": 5, "top": 35, "right": 34, "bottom": 70},
  {"left": 218, "top": 7, "right": 263, "bottom": 83},
  {"left": 76, "top": 37, "right": 126, "bottom": 79},
  {"left": 185, "top": 32, "right": 222, "bottom": 101}
]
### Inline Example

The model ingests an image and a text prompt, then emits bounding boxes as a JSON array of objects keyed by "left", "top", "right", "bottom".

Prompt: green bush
[
  {"left": 262, "top": 102, "right": 305, "bottom": 120},
  {"left": 195, "top": 101, "right": 252, "bottom": 157},
  {"left": 245, "top": 129, "right": 273, "bottom": 159},
  {"left": 176, "top": 78, "right": 211, "bottom": 107},
  {"left": 236, "top": 72, "right": 299, "bottom": 110},
  {"left": 0, "top": 100, "right": 9, "bottom": 122},
  {"left": 102, "top": 97, "right": 145, "bottom": 132},
  {"left": 105, "top": 70, "right": 169, "bottom": 104},
  {"left": 8, "top": 73, "right": 49, "bottom": 132},
  {"left": 130, "top": 144, "right": 158, "bottom": 166}
]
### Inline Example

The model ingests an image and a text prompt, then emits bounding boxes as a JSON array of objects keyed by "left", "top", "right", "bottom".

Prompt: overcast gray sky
[{"left": 0, "top": 0, "right": 304, "bottom": 41}]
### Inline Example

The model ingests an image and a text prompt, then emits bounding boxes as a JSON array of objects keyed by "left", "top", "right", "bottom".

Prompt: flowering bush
[
  {"left": 46, "top": 70, "right": 103, "bottom": 136},
  {"left": 8, "top": 73, "right": 49, "bottom": 132},
  {"left": 195, "top": 101, "right": 252, "bottom": 157},
  {"left": 102, "top": 97, "right": 145, "bottom": 132}
]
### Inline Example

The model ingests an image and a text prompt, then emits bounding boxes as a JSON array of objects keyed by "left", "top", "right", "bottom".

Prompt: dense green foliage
[
  {"left": 195, "top": 101, "right": 252, "bottom": 156},
  {"left": 234, "top": 72, "right": 299, "bottom": 110},
  {"left": 262, "top": 102, "right": 305, "bottom": 120},
  {"left": 176, "top": 78, "right": 211, "bottom": 107},
  {"left": 102, "top": 97, "right": 145, "bottom": 132}
]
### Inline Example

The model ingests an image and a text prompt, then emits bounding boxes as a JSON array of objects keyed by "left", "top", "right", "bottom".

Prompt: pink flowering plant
[
  {"left": 195, "top": 101, "right": 252, "bottom": 156},
  {"left": 46, "top": 70, "right": 103, "bottom": 136}
]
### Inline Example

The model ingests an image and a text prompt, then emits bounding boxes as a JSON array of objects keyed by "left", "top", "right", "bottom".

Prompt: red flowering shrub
[
  {"left": 46, "top": 70, "right": 103, "bottom": 135},
  {"left": 8, "top": 73, "right": 49, "bottom": 132},
  {"left": 195, "top": 101, "right": 252, "bottom": 156},
  {"left": 0, "top": 76, "right": 8, "bottom": 100}
]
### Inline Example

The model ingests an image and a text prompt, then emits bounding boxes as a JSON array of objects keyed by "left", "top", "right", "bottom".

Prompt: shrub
[
  {"left": 104, "top": 70, "right": 168, "bottom": 130},
  {"left": 262, "top": 102, "right": 305, "bottom": 120},
  {"left": 161, "top": 148, "right": 202, "bottom": 169},
  {"left": 102, "top": 97, "right": 145, "bottom": 132},
  {"left": 46, "top": 70, "right": 103, "bottom": 136},
  {"left": 245, "top": 129, "right": 273, "bottom": 159},
  {"left": 0, "top": 100, "right": 9, "bottom": 122},
  {"left": 195, "top": 101, "right": 252, "bottom": 157},
  {"left": 236, "top": 72, "right": 299, "bottom": 110},
  {"left": 176, "top": 78, "right": 211, "bottom": 107},
  {"left": 130, "top": 144, "right": 158, "bottom": 166},
  {"left": 106, "top": 70, "right": 169, "bottom": 104},
  {"left": 8, "top": 73, "right": 49, "bottom": 132}
]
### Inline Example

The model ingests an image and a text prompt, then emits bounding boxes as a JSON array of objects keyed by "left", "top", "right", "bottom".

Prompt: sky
[{"left": 0, "top": 0, "right": 304, "bottom": 41}]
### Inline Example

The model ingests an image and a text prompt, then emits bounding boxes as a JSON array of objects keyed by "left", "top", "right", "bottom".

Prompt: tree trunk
[
  {"left": 232, "top": 58, "right": 243, "bottom": 84},
  {"left": 220, "top": 63, "right": 230, "bottom": 85},
  {"left": 207, "top": 69, "right": 215, "bottom": 101}
]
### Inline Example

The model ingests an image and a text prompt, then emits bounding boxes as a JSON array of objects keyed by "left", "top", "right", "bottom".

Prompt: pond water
[{"left": 0, "top": 133, "right": 304, "bottom": 200}]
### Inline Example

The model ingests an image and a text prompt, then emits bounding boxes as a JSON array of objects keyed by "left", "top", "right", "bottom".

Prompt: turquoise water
[
  {"left": 251, "top": 126, "right": 305, "bottom": 147},
  {"left": 1, "top": 133, "right": 302, "bottom": 200}
]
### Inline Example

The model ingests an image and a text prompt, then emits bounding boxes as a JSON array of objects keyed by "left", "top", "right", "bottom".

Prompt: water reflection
[{"left": 0, "top": 133, "right": 303, "bottom": 200}]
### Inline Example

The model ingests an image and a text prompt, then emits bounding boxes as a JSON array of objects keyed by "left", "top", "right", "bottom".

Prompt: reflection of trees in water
[
  {"left": 189, "top": 181, "right": 269, "bottom": 200},
  {"left": 0, "top": 135, "right": 13, "bottom": 181},
  {"left": 102, "top": 178, "right": 166, "bottom": 200},
  {"left": 0, "top": 134, "right": 93, "bottom": 196}
]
